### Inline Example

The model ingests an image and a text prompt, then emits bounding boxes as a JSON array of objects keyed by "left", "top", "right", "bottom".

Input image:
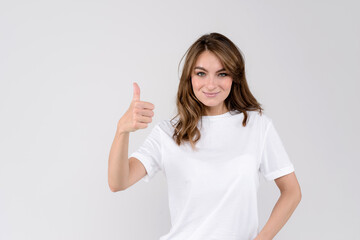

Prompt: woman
[{"left": 108, "top": 32, "right": 302, "bottom": 240}]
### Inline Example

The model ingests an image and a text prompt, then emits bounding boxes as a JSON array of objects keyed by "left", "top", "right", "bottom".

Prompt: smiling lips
[{"left": 203, "top": 91, "right": 219, "bottom": 97}]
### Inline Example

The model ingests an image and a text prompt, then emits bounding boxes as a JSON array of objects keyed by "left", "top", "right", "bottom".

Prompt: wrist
[
  {"left": 116, "top": 128, "right": 129, "bottom": 135},
  {"left": 116, "top": 123, "right": 129, "bottom": 135}
]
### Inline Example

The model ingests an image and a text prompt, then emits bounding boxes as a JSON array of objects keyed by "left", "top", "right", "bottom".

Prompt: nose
[{"left": 206, "top": 76, "right": 217, "bottom": 90}]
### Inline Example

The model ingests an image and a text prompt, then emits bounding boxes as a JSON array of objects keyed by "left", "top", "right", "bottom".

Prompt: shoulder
[
  {"left": 251, "top": 110, "right": 272, "bottom": 122},
  {"left": 153, "top": 119, "right": 176, "bottom": 136},
  {"left": 246, "top": 110, "right": 273, "bottom": 130}
]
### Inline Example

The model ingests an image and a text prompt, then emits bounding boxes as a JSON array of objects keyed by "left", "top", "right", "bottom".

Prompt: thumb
[{"left": 132, "top": 82, "right": 140, "bottom": 101}]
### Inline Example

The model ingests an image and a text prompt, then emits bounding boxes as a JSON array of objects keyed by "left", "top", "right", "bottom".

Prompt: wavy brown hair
[{"left": 170, "top": 32, "right": 264, "bottom": 150}]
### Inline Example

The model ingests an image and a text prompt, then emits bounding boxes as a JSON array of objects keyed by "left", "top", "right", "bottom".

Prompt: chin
[{"left": 202, "top": 101, "right": 223, "bottom": 107}]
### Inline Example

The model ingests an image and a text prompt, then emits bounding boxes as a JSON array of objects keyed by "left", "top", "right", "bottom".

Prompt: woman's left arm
[{"left": 254, "top": 172, "right": 302, "bottom": 240}]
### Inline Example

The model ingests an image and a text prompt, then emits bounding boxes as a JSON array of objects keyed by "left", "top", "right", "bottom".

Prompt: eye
[
  {"left": 219, "top": 73, "right": 228, "bottom": 77},
  {"left": 196, "top": 72, "right": 205, "bottom": 76}
]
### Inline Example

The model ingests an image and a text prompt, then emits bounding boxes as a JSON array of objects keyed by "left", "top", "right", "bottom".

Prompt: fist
[{"left": 117, "top": 82, "right": 155, "bottom": 133}]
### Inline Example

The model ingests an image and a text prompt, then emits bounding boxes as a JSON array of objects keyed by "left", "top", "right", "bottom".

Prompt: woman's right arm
[
  {"left": 108, "top": 127, "right": 131, "bottom": 192},
  {"left": 107, "top": 82, "right": 155, "bottom": 192}
]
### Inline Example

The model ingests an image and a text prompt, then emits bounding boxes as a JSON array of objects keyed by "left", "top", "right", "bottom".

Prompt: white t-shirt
[{"left": 129, "top": 110, "right": 295, "bottom": 240}]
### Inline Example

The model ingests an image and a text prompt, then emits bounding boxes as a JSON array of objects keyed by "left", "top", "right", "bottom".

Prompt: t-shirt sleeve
[
  {"left": 259, "top": 120, "right": 295, "bottom": 182},
  {"left": 129, "top": 123, "right": 163, "bottom": 183}
]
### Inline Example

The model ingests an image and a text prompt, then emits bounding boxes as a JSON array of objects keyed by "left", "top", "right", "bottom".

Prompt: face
[{"left": 191, "top": 50, "right": 233, "bottom": 116}]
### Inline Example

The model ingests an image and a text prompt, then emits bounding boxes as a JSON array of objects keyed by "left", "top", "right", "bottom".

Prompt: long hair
[{"left": 171, "top": 32, "right": 264, "bottom": 150}]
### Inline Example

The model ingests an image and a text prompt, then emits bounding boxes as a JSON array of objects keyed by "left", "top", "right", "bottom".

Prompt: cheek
[
  {"left": 222, "top": 79, "right": 233, "bottom": 90},
  {"left": 191, "top": 77, "right": 201, "bottom": 90}
]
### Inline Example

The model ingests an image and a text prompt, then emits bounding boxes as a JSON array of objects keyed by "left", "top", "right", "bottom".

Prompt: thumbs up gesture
[{"left": 117, "top": 82, "right": 155, "bottom": 133}]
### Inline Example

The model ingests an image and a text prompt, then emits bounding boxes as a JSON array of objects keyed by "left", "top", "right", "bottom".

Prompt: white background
[{"left": 1, "top": 0, "right": 359, "bottom": 239}]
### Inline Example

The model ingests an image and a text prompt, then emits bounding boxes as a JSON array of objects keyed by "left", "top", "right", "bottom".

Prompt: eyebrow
[{"left": 194, "top": 66, "right": 226, "bottom": 73}]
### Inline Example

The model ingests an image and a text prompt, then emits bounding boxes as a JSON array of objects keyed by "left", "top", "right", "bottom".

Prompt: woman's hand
[{"left": 117, "top": 82, "right": 155, "bottom": 133}]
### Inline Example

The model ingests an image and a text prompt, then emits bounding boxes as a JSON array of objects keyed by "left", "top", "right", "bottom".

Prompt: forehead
[{"left": 194, "top": 51, "right": 224, "bottom": 69}]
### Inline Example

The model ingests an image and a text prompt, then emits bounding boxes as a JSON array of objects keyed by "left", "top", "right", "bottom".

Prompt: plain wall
[{"left": 0, "top": 0, "right": 359, "bottom": 239}]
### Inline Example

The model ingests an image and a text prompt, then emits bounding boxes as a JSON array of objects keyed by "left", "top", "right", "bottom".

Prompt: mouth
[{"left": 203, "top": 91, "right": 220, "bottom": 97}]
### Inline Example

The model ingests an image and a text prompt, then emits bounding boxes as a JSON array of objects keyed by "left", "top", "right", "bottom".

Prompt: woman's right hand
[{"left": 117, "top": 82, "right": 155, "bottom": 133}]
